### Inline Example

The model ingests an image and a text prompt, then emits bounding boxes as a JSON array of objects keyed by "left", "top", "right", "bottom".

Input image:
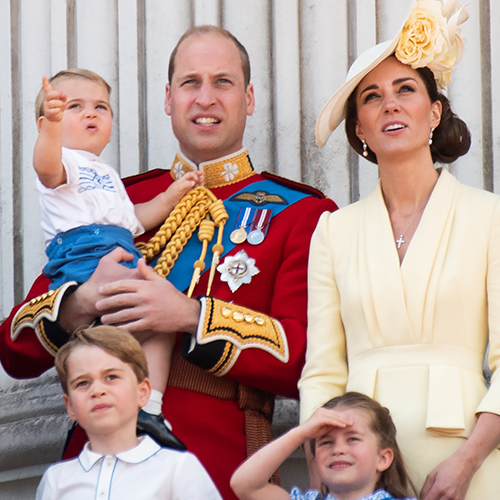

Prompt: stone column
[{"left": 0, "top": 368, "right": 69, "bottom": 499}]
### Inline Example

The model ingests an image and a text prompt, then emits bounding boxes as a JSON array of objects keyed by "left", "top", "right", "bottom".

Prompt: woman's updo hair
[{"left": 345, "top": 57, "right": 471, "bottom": 164}]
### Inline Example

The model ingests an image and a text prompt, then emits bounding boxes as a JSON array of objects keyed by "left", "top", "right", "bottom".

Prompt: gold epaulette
[
  {"left": 197, "top": 296, "right": 289, "bottom": 376},
  {"left": 11, "top": 282, "right": 77, "bottom": 356}
]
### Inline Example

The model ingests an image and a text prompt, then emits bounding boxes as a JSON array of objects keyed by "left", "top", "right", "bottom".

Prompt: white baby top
[{"left": 37, "top": 147, "right": 144, "bottom": 247}]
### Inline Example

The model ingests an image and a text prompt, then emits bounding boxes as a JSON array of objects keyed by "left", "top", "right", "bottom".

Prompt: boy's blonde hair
[
  {"left": 55, "top": 326, "right": 149, "bottom": 394},
  {"left": 35, "top": 68, "right": 112, "bottom": 121}
]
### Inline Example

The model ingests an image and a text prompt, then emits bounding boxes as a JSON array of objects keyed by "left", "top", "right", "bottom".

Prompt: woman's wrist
[
  {"left": 454, "top": 412, "right": 500, "bottom": 474},
  {"left": 451, "top": 444, "right": 482, "bottom": 476}
]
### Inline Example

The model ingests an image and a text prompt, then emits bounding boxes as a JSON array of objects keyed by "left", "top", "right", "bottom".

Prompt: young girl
[{"left": 231, "top": 392, "right": 417, "bottom": 500}]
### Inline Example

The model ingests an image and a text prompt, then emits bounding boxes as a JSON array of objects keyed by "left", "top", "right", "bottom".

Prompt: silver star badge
[{"left": 217, "top": 250, "right": 260, "bottom": 293}]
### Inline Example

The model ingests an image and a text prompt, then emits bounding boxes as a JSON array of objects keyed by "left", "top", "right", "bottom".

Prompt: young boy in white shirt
[
  {"left": 34, "top": 69, "right": 202, "bottom": 448},
  {"left": 36, "top": 325, "right": 222, "bottom": 500}
]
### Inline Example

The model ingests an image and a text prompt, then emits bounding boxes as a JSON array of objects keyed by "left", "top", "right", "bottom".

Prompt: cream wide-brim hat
[
  {"left": 315, "top": 39, "right": 398, "bottom": 148},
  {"left": 315, "top": 0, "right": 468, "bottom": 148}
]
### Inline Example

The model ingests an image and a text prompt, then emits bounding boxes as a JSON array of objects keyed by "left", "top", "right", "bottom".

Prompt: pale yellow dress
[{"left": 299, "top": 169, "right": 500, "bottom": 497}]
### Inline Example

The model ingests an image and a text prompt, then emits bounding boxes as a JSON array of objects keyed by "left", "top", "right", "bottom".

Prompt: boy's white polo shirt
[{"left": 36, "top": 435, "right": 222, "bottom": 500}]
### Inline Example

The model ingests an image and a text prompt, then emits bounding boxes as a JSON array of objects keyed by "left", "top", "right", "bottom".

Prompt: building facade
[{"left": 0, "top": 0, "right": 498, "bottom": 497}]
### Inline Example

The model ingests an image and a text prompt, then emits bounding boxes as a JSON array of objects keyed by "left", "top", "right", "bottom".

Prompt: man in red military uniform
[{"left": 0, "top": 26, "right": 336, "bottom": 499}]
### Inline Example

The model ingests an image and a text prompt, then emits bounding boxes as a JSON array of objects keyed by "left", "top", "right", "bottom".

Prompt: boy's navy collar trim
[{"left": 78, "top": 435, "right": 165, "bottom": 472}]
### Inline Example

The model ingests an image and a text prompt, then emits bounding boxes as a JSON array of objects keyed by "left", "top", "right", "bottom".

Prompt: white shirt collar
[{"left": 78, "top": 435, "right": 161, "bottom": 472}]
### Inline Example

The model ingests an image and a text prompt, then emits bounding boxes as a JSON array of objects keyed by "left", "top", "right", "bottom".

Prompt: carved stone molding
[{"left": 0, "top": 370, "right": 70, "bottom": 499}]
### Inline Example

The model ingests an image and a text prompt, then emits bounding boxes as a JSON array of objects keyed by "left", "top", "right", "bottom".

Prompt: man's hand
[
  {"left": 59, "top": 248, "right": 138, "bottom": 332},
  {"left": 96, "top": 258, "right": 200, "bottom": 336}
]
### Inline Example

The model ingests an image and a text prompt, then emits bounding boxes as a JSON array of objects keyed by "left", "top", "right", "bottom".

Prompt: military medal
[
  {"left": 230, "top": 207, "right": 253, "bottom": 244},
  {"left": 231, "top": 228, "right": 247, "bottom": 244},
  {"left": 217, "top": 250, "right": 260, "bottom": 293},
  {"left": 247, "top": 209, "right": 272, "bottom": 246}
]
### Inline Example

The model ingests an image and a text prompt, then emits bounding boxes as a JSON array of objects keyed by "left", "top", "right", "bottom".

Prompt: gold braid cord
[{"left": 136, "top": 186, "right": 228, "bottom": 296}]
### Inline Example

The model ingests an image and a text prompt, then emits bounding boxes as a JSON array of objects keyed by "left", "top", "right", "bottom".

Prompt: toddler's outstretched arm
[
  {"left": 134, "top": 171, "right": 203, "bottom": 231},
  {"left": 230, "top": 407, "right": 353, "bottom": 500},
  {"left": 33, "top": 76, "right": 67, "bottom": 188}
]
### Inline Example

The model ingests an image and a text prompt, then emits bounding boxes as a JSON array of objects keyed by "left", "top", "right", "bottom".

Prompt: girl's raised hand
[{"left": 298, "top": 407, "right": 354, "bottom": 442}]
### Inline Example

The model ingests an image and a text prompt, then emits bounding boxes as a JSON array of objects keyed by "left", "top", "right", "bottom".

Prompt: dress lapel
[
  {"left": 401, "top": 169, "right": 459, "bottom": 343},
  {"left": 360, "top": 182, "right": 416, "bottom": 345}
]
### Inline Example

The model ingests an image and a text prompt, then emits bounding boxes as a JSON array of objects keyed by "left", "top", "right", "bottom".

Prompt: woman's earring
[
  {"left": 362, "top": 139, "right": 368, "bottom": 157},
  {"left": 429, "top": 128, "right": 434, "bottom": 146}
]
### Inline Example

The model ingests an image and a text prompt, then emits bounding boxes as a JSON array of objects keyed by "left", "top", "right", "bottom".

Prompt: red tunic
[{"left": 0, "top": 151, "right": 337, "bottom": 499}]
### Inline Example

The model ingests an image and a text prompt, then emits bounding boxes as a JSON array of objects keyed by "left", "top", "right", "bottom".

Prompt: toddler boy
[
  {"left": 34, "top": 69, "right": 202, "bottom": 448},
  {"left": 36, "top": 326, "right": 222, "bottom": 499}
]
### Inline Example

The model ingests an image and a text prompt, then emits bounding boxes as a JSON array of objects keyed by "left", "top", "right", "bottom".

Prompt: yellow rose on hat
[
  {"left": 396, "top": 0, "right": 467, "bottom": 88},
  {"left": 397, "top": 1, "right": 447, "bottom": 66}
]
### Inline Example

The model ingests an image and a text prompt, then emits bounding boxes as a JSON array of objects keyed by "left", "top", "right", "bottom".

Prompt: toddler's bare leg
[
  {"left": 137, "top": 332, "right": 186, "bottom": 449},
  {"left": 141, "top": 332, "right": 174, "bottom": 393}
]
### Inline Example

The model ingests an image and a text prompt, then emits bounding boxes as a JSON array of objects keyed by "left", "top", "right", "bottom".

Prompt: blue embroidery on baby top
[{"left": 78, "top": 166, "right": 116, "bottom": 193}]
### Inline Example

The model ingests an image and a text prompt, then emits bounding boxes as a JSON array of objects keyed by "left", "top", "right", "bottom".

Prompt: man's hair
[
  {"left": 55, "top": 326, "right": 149, "bottom": 394},
  {"left": 168, "top": 25, "right": 251, "bottom": 87},
  {"left": 35, "top": 68, "right": 112, "bottom": 121}
]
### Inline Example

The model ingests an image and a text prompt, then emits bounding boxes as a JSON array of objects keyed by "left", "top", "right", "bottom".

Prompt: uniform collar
[
  {"left": 78, "top": 435, "right": 162, "bottom": 472},
  {"left": 170, "top": 148, "right": 255, "bottom": 189}
]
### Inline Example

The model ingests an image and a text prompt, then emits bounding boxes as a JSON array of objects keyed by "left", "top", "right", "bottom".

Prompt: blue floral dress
[{"left": 289, "top": 487, "right": 417, "bottom": 500}]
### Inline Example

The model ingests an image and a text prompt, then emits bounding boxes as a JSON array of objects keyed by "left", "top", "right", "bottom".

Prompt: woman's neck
[
  {"left": 377, "top": 151, "right": 439, "bottom": 263},
  {"left": 378, "top": 152, "right": 438, "bottom": 216}
]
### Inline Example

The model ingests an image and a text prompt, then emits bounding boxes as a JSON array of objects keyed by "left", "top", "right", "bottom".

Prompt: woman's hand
[
  {"left": 421, "top": 412, "right": 500, "bottom": 500},
  {"left": 420, "top": 452, "right": 474, "bottom": 500}
]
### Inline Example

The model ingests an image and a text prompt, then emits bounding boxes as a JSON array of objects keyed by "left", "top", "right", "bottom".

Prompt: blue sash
[{"left": 152, "top": 179, "right": 311, "bottom": 292}]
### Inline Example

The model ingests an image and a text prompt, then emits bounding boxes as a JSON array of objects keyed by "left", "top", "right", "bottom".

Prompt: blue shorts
[{"left": 44, "top": 224, "right": 143, "bottom": 290}]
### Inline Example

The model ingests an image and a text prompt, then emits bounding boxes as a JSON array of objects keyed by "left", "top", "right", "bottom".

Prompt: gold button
[
  {"left": 233, "top": 311, "right": 244, "bottom": 322},
  {"left": 222, "top": 307, "right": 231, "bottom": 318},
  {"left": 244, "top": 314, "right": 254, "bottom": 323},
  {"left": 255, "top": 316, "right": 264, "bottom": 326},
  {"left": 30, "top": 299, "right": 36, "bottom": 305},
  {"left": 41, "top": 294, "right": 47, "bottom": 300},
  {"left": 48, "top": 290, "right": 55, "bottom": 296}
]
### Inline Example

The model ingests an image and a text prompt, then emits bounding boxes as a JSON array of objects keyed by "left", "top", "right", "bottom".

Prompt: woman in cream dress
[{"left": 299, "top": 1, "right": 500, "bottom": 499}]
